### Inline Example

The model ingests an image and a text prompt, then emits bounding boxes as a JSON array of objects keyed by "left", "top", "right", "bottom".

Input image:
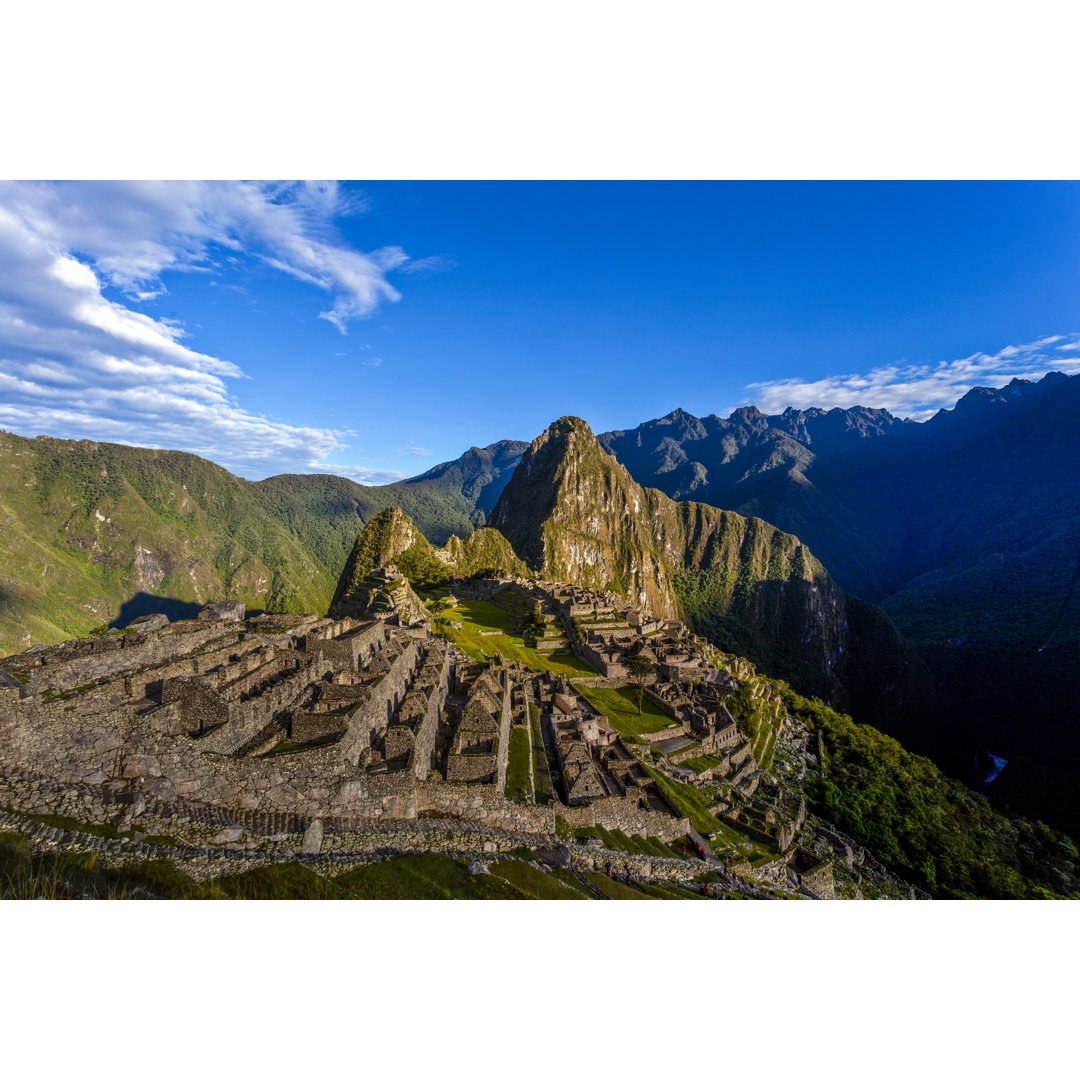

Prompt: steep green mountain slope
[
  {"left": 329, "top": 506, "right": 529, "bottom": 614},
  {"left": 598, "top": 404, "right": 913, "bottom": 600},
  {"left": 781, "top": 686, "right": 1079, "bottom": 899},
  {"left": 0, "top": 431, "right": 524, "bottom": 656}
]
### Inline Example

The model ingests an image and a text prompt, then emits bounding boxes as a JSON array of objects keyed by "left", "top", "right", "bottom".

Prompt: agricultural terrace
[{"left": 644, "top": 765, "right": 776, "bottom": 865}]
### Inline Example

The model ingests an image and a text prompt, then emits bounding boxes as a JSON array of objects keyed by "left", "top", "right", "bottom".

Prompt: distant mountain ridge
[{"left": 597, "top": 371, "right": 1080, "bottom": 649}]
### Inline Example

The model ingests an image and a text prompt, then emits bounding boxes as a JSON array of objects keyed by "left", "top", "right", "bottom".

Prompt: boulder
[
  {"left": 197, "top": 600, "right": 246, "bottom": 622},
  {"left": 534, "top": 845, "right": 570, "bottom": 868},
  {"left": 300, "top": 818, "right": 323, "bottom": 855},
  {"left": 467, "top": 861, "right": 488, "bottom": 875},
  {"left": 211, "top": 826, "right": 245, "bottom": 844}
]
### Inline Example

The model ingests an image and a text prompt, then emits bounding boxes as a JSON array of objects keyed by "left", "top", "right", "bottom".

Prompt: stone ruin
[
  {"left": 0, "top": 563, "right": 848, "bottom": 890},
  {"left": 0, "top": 572, "right": 693, "bottom": 845}
]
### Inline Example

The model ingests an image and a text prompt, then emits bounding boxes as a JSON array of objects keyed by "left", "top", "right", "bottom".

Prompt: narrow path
[{"left": 686, "top": 825, "right": 723, "bottom": 867}]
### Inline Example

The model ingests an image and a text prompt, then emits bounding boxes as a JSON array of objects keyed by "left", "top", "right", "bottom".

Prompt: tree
[
  {"left": 624, "top": 653, "right": 655, "bottom": 714},
  {"left": 431, "top": 596, "right": 454, "bottom": 636},
  {"left": 523, "top": 612, "right": 546, "bottom": 642}
]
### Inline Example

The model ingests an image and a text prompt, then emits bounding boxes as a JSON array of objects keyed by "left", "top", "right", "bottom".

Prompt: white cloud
[
  {"left": 0, "top": 182, "right": 435, "bottom": 480},
  {"left": 362, "top": 356, "right": 383, "bottom": 367},
  {"left": 312, "top": 463, "right": 407, "bottom": 485},
  {"left": 0, "top": 180, "right": 407, "bottom": 331},
  {"left": 395, "top": 443, "right": 433, "bottom": 457},
  {"left": 744, "top": 335, "right": 1080, "bottom": 420}
]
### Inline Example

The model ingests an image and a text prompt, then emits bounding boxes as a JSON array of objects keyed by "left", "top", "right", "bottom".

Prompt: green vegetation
[
  {"left": 330, "top": 854, "right": 526, "bottom": 899},
  {"left": 781, "top": 686, "right": 1080, "bottom": 899},
  {"left": 680, "top": 754, "right": 725, "bottom": 774},
  {"left": 572, "top": 683, "right": 675, "bottom": 739},
  {"left": 488, "top": 859, "right": 586, "bottom": 899},
  {"left": 641, "top": 767, "right": 773, "bottom": 864},
  {"left": 0, "top": 837, "right": 543, "bottom": 899},
  {"left": 0, "top": 430, "right": 526, "bottom": 656},
  {"left": 504, "top": 727, "right": 533, "bottom": 802},
  {"left": 431, "top": 597, "right": 595, "bottom": 678},
  {"left": 528, "top": 701, "right": 552, "bottom": 804},
  {"left": 579, "top": 869, "right": 652, "bottom": 899},
  {"left": 643, "top": 766, "right": 718, "bottom": 836},
  {"left": 624, "top": 652, "right": 655, "bottom": 714},
  {"left": 571, "top": 826, "right": 673, "bottom": 858}
]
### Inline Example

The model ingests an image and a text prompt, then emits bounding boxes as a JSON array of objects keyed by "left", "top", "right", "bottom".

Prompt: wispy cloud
[
  {"left": 362, "top": 356, "right": 383, "bottom": 367},
  {"left": 0, "top": 182, "right": 436, "bottom": 479},
  {"left": 744, "top": 335, "right": 1080, "bottom": 421},
  {"left": 395, "top": 443, "right": 433, "bottom": 457},
  {"left": 311, "top": 463, "right": 407, "bottom": 485},
  {"left": 397, "top": 254, "right": 456, "bottom": 275}
]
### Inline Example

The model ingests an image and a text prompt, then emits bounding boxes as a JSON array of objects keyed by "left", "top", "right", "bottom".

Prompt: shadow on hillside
[{"left": 111, "top": 592, "right": 202, "bottom": 628}]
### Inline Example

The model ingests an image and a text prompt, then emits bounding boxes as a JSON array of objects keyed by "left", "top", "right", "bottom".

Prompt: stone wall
[
  {"left": 3, "top": 621, "right": 241, "bottom": 695},
  {"left": 416, "top": 780, "right": 554, "bottom": 834},
  {"left": 640, "top": 724, "right": 688, "bottom": 744},
  {"left": 446, "top": 753, "right": 497, "bottom": 783},
  {"left": 494, "top": 674, "right": 512, "bottom": 795},
  {"left": 340, "top": 639, "right": 421, "bottom": 766},
  {"left": 566, "top": 847, "right": 702, "bottom": 883},
  {"left": 409, "top": 645, "right": 450, "bottom": 780},
  {"left": 556, "top": 794, "right": 690, "bottom": 843}
]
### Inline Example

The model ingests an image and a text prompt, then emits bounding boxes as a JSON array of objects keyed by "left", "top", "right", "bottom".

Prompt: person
[
  {"left": 605, "top": 862, "right": 611, "bottom": 878},
  {"left": 682, "top": 843, "right": 686, "bottom": 855}
]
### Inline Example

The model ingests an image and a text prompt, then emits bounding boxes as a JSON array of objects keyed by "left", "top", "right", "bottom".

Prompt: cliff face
[{"left": 490, "top": 416, "right": 848, "bottom": 694}]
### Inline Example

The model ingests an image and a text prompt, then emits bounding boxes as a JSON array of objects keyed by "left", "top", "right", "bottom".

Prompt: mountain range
[{"left": 2, "top": 372, "right": 1078, "bottom": 820}]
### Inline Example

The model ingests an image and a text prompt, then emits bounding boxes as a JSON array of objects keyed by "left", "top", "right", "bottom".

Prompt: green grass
[
  {"left": 433, "top": 598, "right": 595, "bottom": 677},
  {"left": 579, "top": 869, "right": 653, "bottom": 900},
  {"left": 572, "top": 825, "right": 674, "bottom": 859},
  {"left": 643, "top": 768, "right": 775, "bottom": 865},
  {"left": 572, "top": 683, "right": 677, "bottom": 739},
  {"left": 681, "top": 754, "right": 725, "bottom": 774},
  {"left": 638, "top": 879, "right": 708, "bottom": 900},
  {"left": 0, "top": 833, "right": 533, "bottom": 900},
  {"left": 331, "top": 854, "right": 527, "bottom": 899},
  {"left": 504, "top": 726, "right": 533, "bottom": 802},
  {"left": 528, "top": 701, "right": 553, "bottom": 804},
  {"left": 488, "top": 859, "right": 587, "bottom": 899},
  {"left": 644, "top": 766, "right": 720, "bottom": 836},
  {"left": 750, "top": 708, "right": 780, "bottom": 771}
]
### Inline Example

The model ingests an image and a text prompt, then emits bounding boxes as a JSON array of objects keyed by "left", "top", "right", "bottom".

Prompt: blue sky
[{"left": 1, "top": 180, "right": 1078, "bottom": 482}]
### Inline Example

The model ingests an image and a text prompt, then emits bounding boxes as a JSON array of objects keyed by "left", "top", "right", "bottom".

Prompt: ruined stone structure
[{"left": 0, "top": 577, "right": 694, "bottom": 848}]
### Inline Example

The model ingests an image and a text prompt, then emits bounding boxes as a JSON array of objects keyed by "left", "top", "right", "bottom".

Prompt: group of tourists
[{"left": 603, "top": 861, "right": 633, "bottom": 885}]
